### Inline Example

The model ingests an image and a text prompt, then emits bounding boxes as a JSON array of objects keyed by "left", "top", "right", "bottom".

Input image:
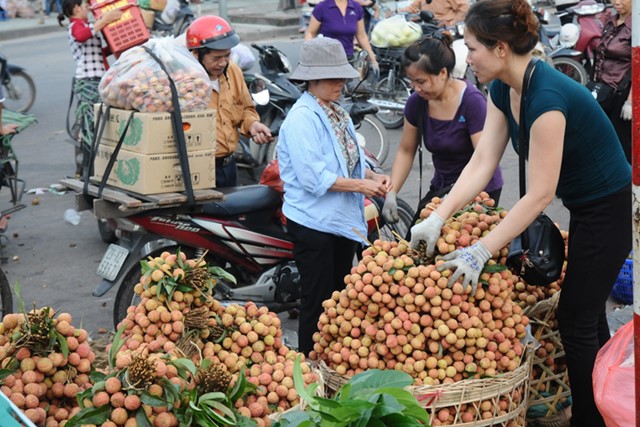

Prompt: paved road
[{"left": 0, "top": 31, "right": 573, "bottom": 340}]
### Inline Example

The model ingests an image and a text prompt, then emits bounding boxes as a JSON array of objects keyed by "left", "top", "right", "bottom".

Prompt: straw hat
[{"left": 289, "top": 37, "right": 359, "bottom": 81}]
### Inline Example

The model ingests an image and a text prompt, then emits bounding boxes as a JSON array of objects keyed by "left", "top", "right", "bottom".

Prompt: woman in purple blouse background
[
  {"left": 303, "top": 0, "right": 378, "bottom": 73},
  {"left": 593, "top": 0, "right": 632, "bottom": 163},
  {"left": 381, "top": 34, "right": 503, "bottom": 231}
]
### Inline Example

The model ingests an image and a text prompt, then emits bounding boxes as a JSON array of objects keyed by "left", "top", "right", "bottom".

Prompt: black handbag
[
  {"left": 586, "top": 80, "right": 616, "bottom": 110},
  {"left": 586, "top": 71, "right": 631, "bottom": 111},
  {"left": 506, "top": 59, "right": 565, "bottom": 286}
]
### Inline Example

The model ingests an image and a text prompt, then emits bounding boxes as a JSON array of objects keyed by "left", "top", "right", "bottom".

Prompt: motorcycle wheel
[
  {"left": 3, "top": 69, "right": 36, "bottom": 113},
  {"left": 368, "top": 198, "right": 414, "bottom": 243},
  {"left": 97, "top": 219, "right": 118, "bottom": 244},
  {"left": 552, "top": 57, "right": 588, "bottom": 86},
  {"left": 356, "top": 115, "right": 389, "bottom": 165},
  {"left": 0, "top": 269, "right": 12, "bottom": 318},
  {"left": 374, "top": 75, "right": 410, "bottom": 129}
]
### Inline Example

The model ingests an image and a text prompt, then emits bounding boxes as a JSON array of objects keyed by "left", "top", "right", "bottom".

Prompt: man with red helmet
[{"left": 187, "top": 15, "right": 274, "bottom": 187}]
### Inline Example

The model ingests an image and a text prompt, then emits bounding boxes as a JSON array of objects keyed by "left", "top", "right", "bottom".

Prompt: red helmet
[{"left": 186, "top": 16, "right": 240, "bottom": 51}]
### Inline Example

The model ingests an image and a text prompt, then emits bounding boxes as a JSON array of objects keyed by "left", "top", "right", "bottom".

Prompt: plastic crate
[
  {"left": 0, "top": 391, "right": 37, "bottom": 427},
  {"left": 89, "top": 0, "right": 150, "bottom": 55},
  {"left": 611, "top": 257, "right": 633, "bottom": 304}
]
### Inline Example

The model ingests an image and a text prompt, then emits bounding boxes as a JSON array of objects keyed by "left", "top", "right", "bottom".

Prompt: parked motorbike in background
[
  {"left": 370, "top": 10, "right": 470, "bottom": 129},
  {"left": 237, "top": 44, "right": 389, "bottom": 183},
  {"left": 151, "top": 0, "right": 195, "bottom": 36},
  {"left": 236, "top": 43, "right": 302, "bottom": 182},
  {"left": 0, "top": 53, "right": 36, "bottom": 113},
  {"left": 557, "top": 0, "right": 609, "bottom": 81},
  {"left": 534, "top": 4, "right": 589, "bottom": 84}
]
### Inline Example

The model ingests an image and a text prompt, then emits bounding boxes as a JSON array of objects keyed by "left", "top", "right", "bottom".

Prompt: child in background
[{"left": 57, "top": 0, "right": 122, "bottom": 176}]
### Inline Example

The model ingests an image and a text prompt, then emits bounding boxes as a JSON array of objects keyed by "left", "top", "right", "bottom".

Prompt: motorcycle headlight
[{"left": 278, "top": 52, "right": 292, "bottom": 74}]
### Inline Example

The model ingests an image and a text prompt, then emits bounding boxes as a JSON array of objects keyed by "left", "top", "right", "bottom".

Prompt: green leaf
[
  {"left": 0, "top": 368, "right": 17, "bottom": 381},
  {"left": 13, "top": 281, "right": 24, "bottom": 314},
  {"left": 482, "top": 264, "right": 507, "bottom": 273},
  {"left": 198, "top": 391, "right": 228, "bottom": 403},
  {"left": 65, "top": 405, "right": 111, "bottom": 427},
  {"left": 378, "top": 413, "right": 427, "bottom": 426},
  {"left": 171, "top": 358, "right": 197, "bottom": 378},
  {"left": 237, "top": 413, "right": 259, "bottom": 427},
  {"left": 272, "top": 411, "right": 315, "bottom": 427},
  {"left": 209, "top": 266, "right": 237, "bottom": 285},
  {"left": 200, "top": 399, "right": 236, "bottom": 424},
  {"left": 135, "top": 407, "right": 153, "bottom": 427},
  {"left": 229, "top": 369, "right": 256, "bottom": 404},
  {"left": 346, "top": 370, "right": 413, "bottom": 398},
  {"left": 369, "top": 393, "right": 403, "bottom": 418},
  {"left": 176, "top": 284, "right": 194, "bottom": 292},
  {"left": 292, "top": 356, "right": 319, "bottom": 411},
  {"left": 54, "top": 330, "right": 69, "bottom": 357},
  {"left": 109, "top": 323, "right": 128, "bottom": 370},
  {"left": 89, "top": 371, "right": 107, "bottom": 384},
  {"left": 140, "top": 391, "right": 168, "bottom": 407},
  {"left": 397, "top": 405, "right": 431, "bottom": 424}
]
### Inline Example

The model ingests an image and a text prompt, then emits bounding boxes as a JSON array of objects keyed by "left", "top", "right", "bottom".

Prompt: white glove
[
  {"left": 621, "top": 100, "right": 632, "bottom": 121},
  {"left": 437, "top": 241, "right": 491, "bottom": 296},
  {"left": 409, "top": 211, "right": 445, "bottom": 258},
  {"left": 382, "top": 191, "right": 399, "bottom": 223}
]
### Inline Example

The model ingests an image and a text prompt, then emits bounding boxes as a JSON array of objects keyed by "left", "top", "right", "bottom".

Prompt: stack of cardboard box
[{"left": 92, "top": 105, "right": 217, "bottom": 195}]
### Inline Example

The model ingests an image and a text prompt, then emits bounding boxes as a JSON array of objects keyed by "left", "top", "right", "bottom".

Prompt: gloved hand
[
  {"left": 370, "top": 60, "right": 380, "bottom": 81},
  {"left": 437, "top": 241, "right": 491, "bottom": 296},
  {"left": 409, "top": 211, "right": 445, "bottom": 258},
  {"left": 382, "top": 191, "right": 399, "bottom": 223},
  {"left": 621, "top": 100, "right": 632, "bottom": 121}
]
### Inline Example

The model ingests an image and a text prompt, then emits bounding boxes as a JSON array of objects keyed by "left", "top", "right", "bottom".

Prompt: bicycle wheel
[
  {"left": 374, "top": 75, "right": 410, "bottom": 129},
  {"left": 0, "top": 269, "right": 13, "bottom": 317},
  {"left": 368, "top": 198, "right": 414, "bottom": 243},
  {"left": 356, "top": 115, "right": 389, "bottom": 165},
  {"left": 552, "top": 57, "right": 588, "bottom": 86},
  {"left": 3, "top": 70, "right": 36, "bottom": 113}
]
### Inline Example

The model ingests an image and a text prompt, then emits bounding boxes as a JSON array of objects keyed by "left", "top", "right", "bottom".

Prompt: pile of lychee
[
  {"left": 106, "top": 250, "right": 319, "bottom": 427},
  {"left": 310, "top": 193, "right": 534, "bottom": 424},
  {"left": 0, "top": 308, "right": 97, "bottom": 426}
]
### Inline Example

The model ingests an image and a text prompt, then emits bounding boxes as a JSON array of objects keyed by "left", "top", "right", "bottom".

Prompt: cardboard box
[
  {"left": 95, "top": 106, "right": 216, "bottom": 155},
  {"left": 93, "top": 145, "right": 216, "bottom": 194},
  {"left": 140, "top": 8, "right": 155, "bottom": 28},
  {"left": 149, "top": 0, "right": 166, "bottom": 11}
]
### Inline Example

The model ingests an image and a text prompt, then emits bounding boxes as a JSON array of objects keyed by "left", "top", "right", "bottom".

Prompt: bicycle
[{"left": 0, "top": 109, "right": 37, "bottom": 317}]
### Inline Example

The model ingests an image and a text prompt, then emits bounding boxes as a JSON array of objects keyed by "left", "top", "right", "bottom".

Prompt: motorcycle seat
[{"left": 202, "top": 185, "right": 282, "bottom": 216}]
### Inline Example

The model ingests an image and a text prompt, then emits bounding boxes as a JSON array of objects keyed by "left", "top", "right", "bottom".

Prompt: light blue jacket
[{"left": 277, "top": 92, "right": 367, "bottom": 243}]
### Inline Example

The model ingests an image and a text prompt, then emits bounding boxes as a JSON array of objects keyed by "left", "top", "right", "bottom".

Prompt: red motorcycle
[
  {"left": 95, "top": 164, "right": 414, "bottom": 329},
  {"left": 557, "top": 0, "right": 610, "bottom": 81}
]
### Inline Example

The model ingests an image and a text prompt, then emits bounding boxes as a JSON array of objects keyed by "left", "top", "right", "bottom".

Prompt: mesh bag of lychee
[{"left": 99, "top": 37, "right": 213, "bottom": 113}]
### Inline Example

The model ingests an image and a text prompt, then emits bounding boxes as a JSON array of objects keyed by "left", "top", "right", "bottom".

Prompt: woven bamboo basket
[
  {"left": 318, "top": 348, "right": 533, "bottom": 426},
  {"left": 523, "top": 292, "right": 572, "bottom": 424},
  {"left": 409, "top": 347, "right": 533, "bottom": 426}
]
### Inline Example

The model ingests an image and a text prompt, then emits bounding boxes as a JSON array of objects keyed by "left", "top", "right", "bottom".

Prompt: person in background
[
  {"left": 382, "top": 33, "right": 502, "bottom": 232},
  {"left": 277, "top": 37, "right": 391, "bottom": 354},
  {"left": 186, "top": 15, "right": 274, "bottom": 187},
  {"left": 398, "top": 0, "right": 468, "bottom": 27},
  {"left": 304, "top": 0, "right": 379, "bottom": 76},
  {"left": 58, "top": 0, "right": 122, "bottom": 176},
  {"left": 409, "top": 1, "right": 630, "bottom": 426},
  {"left": 592, "top": 0, "right": 632, "bottom": 163},
  {"left": 0, "top": 86, "right": 18, "bottom": 137},
  {"left": 46, "top": 0, "right": 63, "bottom": 17}
]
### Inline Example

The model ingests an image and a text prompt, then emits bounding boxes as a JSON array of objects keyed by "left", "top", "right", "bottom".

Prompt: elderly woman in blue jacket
[{"left": 278, "top": 37, "right": 391, "bottom": 355}]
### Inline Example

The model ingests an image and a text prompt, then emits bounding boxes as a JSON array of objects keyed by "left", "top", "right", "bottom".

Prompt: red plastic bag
[
  {"left": 593, "top": 320, "right": 635, "bottom": 426},
  {"left": 260, "top": 160, "right": 284, "bottom": 195}
]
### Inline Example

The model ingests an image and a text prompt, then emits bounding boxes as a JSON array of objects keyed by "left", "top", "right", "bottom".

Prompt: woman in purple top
[
  {"left": 593, "top": 0, "right": 631, "bottom": 163},
  {"left": 304, "top": 0, "right": 378, "bottom": 69},
  {"left": 382, "top": 34, "right": 503, "bottom": 230}
]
